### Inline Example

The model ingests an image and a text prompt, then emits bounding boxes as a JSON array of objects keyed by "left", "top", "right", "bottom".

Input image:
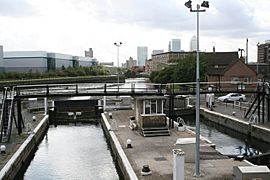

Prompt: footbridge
[{"left": 0, "top": 81, "right": 269, "bottom": 142}]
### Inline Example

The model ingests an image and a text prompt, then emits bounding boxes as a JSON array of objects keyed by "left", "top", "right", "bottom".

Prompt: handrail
[
  {"left": 6, "top": 86, "right": 15, "bottom": 142},
  {"left": 9, "top": 81, "right": 265, "bottom": 99},
  {"left": 0, "top": 87, "right": 8, "bottom": 142}
]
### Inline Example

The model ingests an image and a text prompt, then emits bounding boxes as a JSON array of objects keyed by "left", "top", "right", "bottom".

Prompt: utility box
[
  {"left": 233, "top": 166, "right": 270, "bottom": 180},
  {"left": 206, "top": 93, "right": 215, "bottom": 108},
  {"left": 175, "top": 138, "right": 195, "bottom": 163}
]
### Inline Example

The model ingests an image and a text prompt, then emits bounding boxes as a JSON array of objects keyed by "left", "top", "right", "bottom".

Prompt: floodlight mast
[
  {"left": 114, "top": 42, "right": 122, "bottom": 90},
  {"left": 184, "top": 0, "right": 209, "bottom": 177}
]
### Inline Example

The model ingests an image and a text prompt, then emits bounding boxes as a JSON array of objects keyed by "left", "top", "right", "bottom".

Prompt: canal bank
[
  {"left": 0, "top": 115, "right": 49, "bottom": 179},
  {"left": 0, "top": 75, "right": 122, "bottom": 88},
  {"left": 201, "top": 107, "right": 270, "bottom": 144},
  {"left": 101, "top": 110, "right": 251, "bottom": 179},
  {"left": 101, "top": 113, "right": 138, "bottom": 180}
]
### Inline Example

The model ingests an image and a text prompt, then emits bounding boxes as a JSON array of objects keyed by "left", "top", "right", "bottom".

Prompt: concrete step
[
  {"left": 142, "top": 127, "right": 169, "bottom": 131},
  {"left": 143, "top": 132, "right": 170, "bottom": 137},
  {"left": 142, "top": 127, "right": 170, "bottom": 137},
  {"left": 143, "top": 129, "right": 170, "bottom": 134}
]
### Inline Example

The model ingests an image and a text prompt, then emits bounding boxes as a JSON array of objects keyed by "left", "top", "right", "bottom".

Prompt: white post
[
  {"left": 44, "top": 97, "right": 48, "bottom": 115},
  {"left": 103, "top": 96, "right": 106, "bottom": 112},
  {"left": 173, "top": 149, "right": 185, "bottom": 180}
]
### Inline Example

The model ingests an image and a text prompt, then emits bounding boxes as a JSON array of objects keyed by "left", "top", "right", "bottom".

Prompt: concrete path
[
  {"left": 0, "top": 108, "right": 45, "bottom": 170},
  {"left": 208, "top": 101, "right": 270, "bottom": 128},
  {"left": 105, "top": 110, "right": 250, "bottom": 180}
]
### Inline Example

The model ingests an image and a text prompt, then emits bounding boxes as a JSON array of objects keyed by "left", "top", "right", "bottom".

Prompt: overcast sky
[{"left": 0, "top": 0, "right": 269, "bottom": 65}]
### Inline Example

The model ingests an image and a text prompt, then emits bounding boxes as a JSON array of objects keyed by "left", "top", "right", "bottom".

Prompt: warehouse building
[{"left": 0, "top": 46, "right": 97, "bottom": 73}]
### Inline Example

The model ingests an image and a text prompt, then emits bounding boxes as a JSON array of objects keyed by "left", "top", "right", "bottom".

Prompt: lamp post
[
  {"left": 185, "top": 0, "right": 209, "bottom": 177},
  {"left": 257, "top": 42, "right": 260, "bottom": 76},
  {"left": 114, "top": 42, "right": 122, "bottom": 91}
]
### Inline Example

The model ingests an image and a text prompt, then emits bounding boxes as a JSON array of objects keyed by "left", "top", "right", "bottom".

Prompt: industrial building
[{"left": 0, "top": 46, "right": 97, "bottom": 73}]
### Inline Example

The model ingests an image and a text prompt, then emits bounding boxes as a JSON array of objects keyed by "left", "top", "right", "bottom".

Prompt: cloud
[
  {"left": 0, "top": 0, "right": 35, "bottom": 17},
  {"left": 89, "top": 0, "right": 187, "bottom": 30},
  {"left": 88, "top": 0, "right": 267, "bottom": 39}
]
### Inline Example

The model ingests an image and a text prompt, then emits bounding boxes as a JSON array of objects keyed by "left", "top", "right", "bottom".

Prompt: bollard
[
  {"left": 126, "top": 139, "right": 132, "bottom": 148},
  {"left": 141, "top": 165, "right": 152, "bottom": 176},
  {"left": 109, "top": 112, "right": 112, "bottom": 119},
  {"left": 0, "top": 145, "right": 6, "bottom": 154},
  {"left": 173, "top": 149, "right": 185, "bottom": 180},
  {"left": 32, "top": 115, "right": 36, "bottom": 122}
]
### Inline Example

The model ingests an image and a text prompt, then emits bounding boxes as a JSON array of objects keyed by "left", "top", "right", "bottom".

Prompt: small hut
[{"left": 133, "top": 96, "right": 169, "bottom": 137}]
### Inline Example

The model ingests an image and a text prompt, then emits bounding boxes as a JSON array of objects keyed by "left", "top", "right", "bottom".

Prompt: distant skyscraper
[
  {"left": 168, "top": 42, "right": 171, "bottom": 52},
  {"left": 258, "top": 40, "right": 270, "bottom": 63},
  {"left": 85, "top": 48, "right": 93, "bottom": 58},
  {"left": 137, "top": 46, "right": 148, "bottom": 66},
  {"left": 171, "top": 39, "right": 181, "bottom": 52},
  {"left": 190, "top": 36, "right": 197, "bottom": 52},
  {"left": 126, "top": 57, "right": 137, "bottom": 68}
]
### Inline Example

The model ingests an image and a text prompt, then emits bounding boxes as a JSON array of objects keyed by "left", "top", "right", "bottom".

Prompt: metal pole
[
  {"left": 195, "top": 4, "right": 201, "bottom": 177},
  {"left": 114, "top": 42, "right": 122, "bottom": 91},
  {"left": 17, "top": 99, "right": 23, "bottom": 135},
  {"left": 117, "top": 45, "right": 120, "bottom": 89}
]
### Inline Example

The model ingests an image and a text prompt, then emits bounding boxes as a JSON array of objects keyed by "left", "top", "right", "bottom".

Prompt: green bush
[{"left": 0, "top": 65, "right": 110, "bottom": 80}]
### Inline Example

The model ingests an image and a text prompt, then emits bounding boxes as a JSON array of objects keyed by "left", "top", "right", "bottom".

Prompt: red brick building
[{"left": 207, "top": 56, "right": 257, "bottom": 90}]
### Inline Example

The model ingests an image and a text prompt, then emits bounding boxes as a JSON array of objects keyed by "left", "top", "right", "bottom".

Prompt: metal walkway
[{"left": 0, "top": 81, "right": 269, "bottom": 139}]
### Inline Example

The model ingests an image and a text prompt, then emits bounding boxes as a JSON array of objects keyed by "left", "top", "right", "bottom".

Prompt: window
[
  {"left": 151, "top": 100, "right": 157, "bottom": 114},
  {"left": 231, "top": 77, "right": 239, "bottom": 84},
  {"left": 157, "top": 100, "right": 163, "bottom": 114},
  {"left": 143, "top": 99, "right": 163, "bottom": 115},
  {"left": 238, "top": 84, "right": 245, "bottom": 90},
  {"left": 243, "top": 77, "right": 251, "bottom": 84},
  {"left": 144, "top": 100, "right": 151, "bottom": 114}
]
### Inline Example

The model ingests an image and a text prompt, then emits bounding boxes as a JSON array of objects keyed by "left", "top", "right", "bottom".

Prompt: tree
[
  {"left": 150, "top": 54, "right": 207, "bottom": 83},
  {"left": 124, "top": 69, "right": 136, "bottom": 78}
]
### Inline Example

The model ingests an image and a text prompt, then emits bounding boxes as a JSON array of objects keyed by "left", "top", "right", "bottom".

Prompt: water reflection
[
  {"left": 184, "top": 116, "right": 270, "bottom": 156},
  {"left": 24, "top": 124, "right": 119, "bottom": 180}
]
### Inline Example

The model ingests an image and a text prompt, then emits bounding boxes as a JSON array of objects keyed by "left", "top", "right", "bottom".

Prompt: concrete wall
[
  {"left": 200, "top": 107, "right": 270, "bottom": 144},
  {"left": 101, "top": 113, "right": 138, "bottom": 180},
  {"left": 141, "top": 115, "right": 166, "bottom": 128},
  {"left": 0, "top": 116, "right": 49, "bottom": 179}
]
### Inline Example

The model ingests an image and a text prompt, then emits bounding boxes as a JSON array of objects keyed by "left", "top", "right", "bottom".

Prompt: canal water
[
  {"left": 184, "top": 116, "right": 270, "bottom": 156},
  {"left": 23, "top": 124, "right": 121, "bottom": 180},
  {"left": 21, "top": 78, "right": 270, "bottom": 178},
  {"left": 23, "top": 119, "right": 270, "bottom": 179}
]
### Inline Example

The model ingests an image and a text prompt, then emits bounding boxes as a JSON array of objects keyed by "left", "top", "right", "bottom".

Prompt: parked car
[{"left": 217, "top": 93, "right": 246, "bottom": 102}]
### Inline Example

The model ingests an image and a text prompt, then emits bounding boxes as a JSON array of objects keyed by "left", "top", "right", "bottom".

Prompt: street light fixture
[
  {"left": 184, "top": 0, "right": 209, "bottom": 177},
  {"left": 114, "top": 42, "right": 122, "bottom": 91}
]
